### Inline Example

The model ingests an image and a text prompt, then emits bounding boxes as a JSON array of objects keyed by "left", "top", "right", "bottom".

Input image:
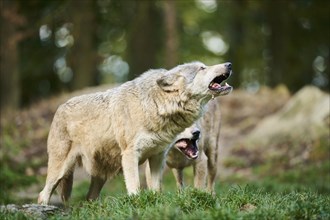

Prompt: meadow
[
  {"left": 1, "top": 86, "right": 329, "bottom": 219},
  {"left": 1, "top": 163, "right": 329, "bottom": 220}
]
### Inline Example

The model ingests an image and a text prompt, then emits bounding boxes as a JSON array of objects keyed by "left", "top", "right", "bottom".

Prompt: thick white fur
[
  {"left": 38, "top": 62, "right": 230, "bottom": 204},
  {"left": 166, "top": 100, "right": 222, "bottom": 193}
]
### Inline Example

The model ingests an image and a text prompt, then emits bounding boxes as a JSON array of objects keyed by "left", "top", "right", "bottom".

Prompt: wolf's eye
[{"left": 200, "top": 66, "right": 206, "bottom": 71}]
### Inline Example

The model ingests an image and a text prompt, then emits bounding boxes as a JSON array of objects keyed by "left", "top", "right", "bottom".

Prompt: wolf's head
[
  {"left": 171, "top": 124, "right": 200, "bottom": 160},
  {"left": 156, "top": 61, "right": 233, "bottom": 100}
]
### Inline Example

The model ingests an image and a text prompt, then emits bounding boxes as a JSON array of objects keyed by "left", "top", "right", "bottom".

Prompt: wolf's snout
[
  {"left": 224, "top": 62, "right": 232, "bottom": 71},
  {"left": 192, "top": 130, "right": 200, "bottom": 139},
  {"left": 224, "top": 62, "right": 232, "bottom": 77}
]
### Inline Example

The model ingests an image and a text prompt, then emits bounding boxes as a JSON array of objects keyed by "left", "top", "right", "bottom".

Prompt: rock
[
  {"left": 0, "top": 204, "right": 61, "bottom": 219},
  {"left": 249, "top": 86, "right": 329, "bottom": 142},
  {"left": 228, "top": 86, "right": 329, "bottom": 168},
  {"left": 0, "top": 204, "right": 19, "bottom": 212}
]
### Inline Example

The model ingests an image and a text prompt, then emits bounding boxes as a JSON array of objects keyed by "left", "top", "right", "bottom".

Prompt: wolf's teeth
[{"left": 225, "top": 82, "right": 229, "bottom": 86}]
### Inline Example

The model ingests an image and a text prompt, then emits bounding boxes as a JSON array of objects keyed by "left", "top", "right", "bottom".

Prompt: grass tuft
[{"left": 1, "top": 185, "right": 329, "bottom": 220}]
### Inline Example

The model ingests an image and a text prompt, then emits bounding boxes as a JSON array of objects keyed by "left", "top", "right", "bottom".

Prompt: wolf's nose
[
  {"left": 192, "top": 130, "right": 200, "bottom": 139},
  {"left": 225, "top": 62, "right": 232, "bottom": 71}
]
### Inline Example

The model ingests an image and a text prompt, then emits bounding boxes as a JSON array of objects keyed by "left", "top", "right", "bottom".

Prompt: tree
[
  {"left": 126, "top": 0, "right": 161, "bottom": 79},
  {"left": 223, "top": 0, "right": 246, "bottom": 88},
  {"left": 264, "top": 1, "right": 288, "bottom": 88},
  {"left": 0, "top": 0, "right": 26, "bottom": 111},
  {"left": 163, "top": 0, "right": 179, "bottom": 68},
  {"left": 68, "top": 0, "right": 98, "bottom": 90}
]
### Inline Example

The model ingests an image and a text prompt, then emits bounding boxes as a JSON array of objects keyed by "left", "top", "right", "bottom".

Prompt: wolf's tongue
[
  {"left": 176, "top": 140, "right": 188, "bottom": 148},
  {"left": 176, "top": 140, "right": 199, "bottom": 160},
  {"left": 185, "top": 148, "right": 198, "bottom": 159},
  {"left": 210, "top": 82, "right": 221, "bottom": 90}
]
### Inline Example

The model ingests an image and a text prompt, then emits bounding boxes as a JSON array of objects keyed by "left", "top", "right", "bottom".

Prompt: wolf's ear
[{"left": 157, "top": 74, "right": 182, "bottom": 92}]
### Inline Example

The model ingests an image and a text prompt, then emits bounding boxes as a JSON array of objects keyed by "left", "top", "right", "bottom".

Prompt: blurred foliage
[
  {"left": 0, "top": 141, "right": 38, "bottom": 204},
  {"left": 0, "top": 0, "right": 329, "bottom": 110}
]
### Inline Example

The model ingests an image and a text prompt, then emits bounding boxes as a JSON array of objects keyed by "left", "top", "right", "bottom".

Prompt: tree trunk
[
  {"left": 68, "top": 0, "right": 97, "bottom": 90},
  {"left": 163, "top": 0, "right": 179, "bottom": 68},
  {"left": 265, "top": 1, "right": 288, "bottom": 88},
  {"left": 0, "top": 0, "right": 25, "bottom": 111},
  {"left": 127, "top": 0, "right": 159, "bottom": 80},
  {"left": 225, "top": 0, "right": 245, "bottom": 88}
]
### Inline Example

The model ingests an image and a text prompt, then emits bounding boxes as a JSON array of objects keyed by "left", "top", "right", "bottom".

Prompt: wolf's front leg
[
  {"left": 193, "top": 151, "right": 208, "bottom": 190},
  {"left": 122, "top": 150, "right": 140, "bottom": 194},
  {"left": 147, "top": 152, "right": 166, "bottom": 191}
]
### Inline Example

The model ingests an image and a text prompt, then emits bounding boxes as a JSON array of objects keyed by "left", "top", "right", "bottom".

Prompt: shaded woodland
[{"left": 1, "top": 0, "right": 329, "bottom": 111}]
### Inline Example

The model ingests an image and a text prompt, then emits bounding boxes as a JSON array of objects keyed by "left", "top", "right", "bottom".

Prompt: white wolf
[
  {"left": 38, "top": 61, "right": 232, "bottom": 204},
  {"left": 166, "top": 100, "right": 222, "bottom": 193}
]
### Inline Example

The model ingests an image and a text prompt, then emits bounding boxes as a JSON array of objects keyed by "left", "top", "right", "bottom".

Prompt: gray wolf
[
  {"left": 166, "top": 100, "right": 222, "bottom": 193},
  {"left": 38, "top": 61, "right": 232, "bottom": 204}
]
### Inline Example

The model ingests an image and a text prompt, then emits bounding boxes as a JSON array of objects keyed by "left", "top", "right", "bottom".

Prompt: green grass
[
  {"left": 1, "top": 165, "right": 330, "bottom": 220},
  {"left": 1, "top": 157, "right": 329, "bottom": 219},
  {"left": 1, "top": 162, "right": 329, "bottom": 219},
  {"left": 1, "top": 186, "right": 329, "bottom": 220},
  {"left": 52, "top": 187, "right": 330, "bottom": 220}
]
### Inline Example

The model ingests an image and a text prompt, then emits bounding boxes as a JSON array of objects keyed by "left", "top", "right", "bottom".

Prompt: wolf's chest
[{"left": 133, "top": 132, "right": 173, "bottom": 160}]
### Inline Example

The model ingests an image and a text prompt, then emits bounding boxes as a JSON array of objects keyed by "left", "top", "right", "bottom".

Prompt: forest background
[
  {"left": 1, "top": 0, "right": 329, "bottom": 110},
  {"left": 0, "top": 0, "right": 329, "bottom": 218}
]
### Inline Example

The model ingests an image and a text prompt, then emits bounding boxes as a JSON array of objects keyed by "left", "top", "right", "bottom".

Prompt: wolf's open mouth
[
  {"left": 209, "top": 74, "right": 227, "bottom": 90},
  {"left": 209, "top": 73, "right": 232, "bottom": 94},
  {"left": 174, "top": 138, "right": 199, "bottom": 160}
]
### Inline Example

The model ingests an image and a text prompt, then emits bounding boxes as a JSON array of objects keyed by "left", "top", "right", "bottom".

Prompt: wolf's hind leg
[
  {"left": 38, "top": 154, "right": 76, "bottom": 204},
  {"left": 86, "top": 176, "right": 107, "bottom": 201},
  {"left": 171, "top": 168, "right": 184, "bottom": 190},
  {"left": 57, "top": 170, "right": 74, "bottom": 204},
  {"left": 38, "top": 144, "right": 77, "bottom": 205}
]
